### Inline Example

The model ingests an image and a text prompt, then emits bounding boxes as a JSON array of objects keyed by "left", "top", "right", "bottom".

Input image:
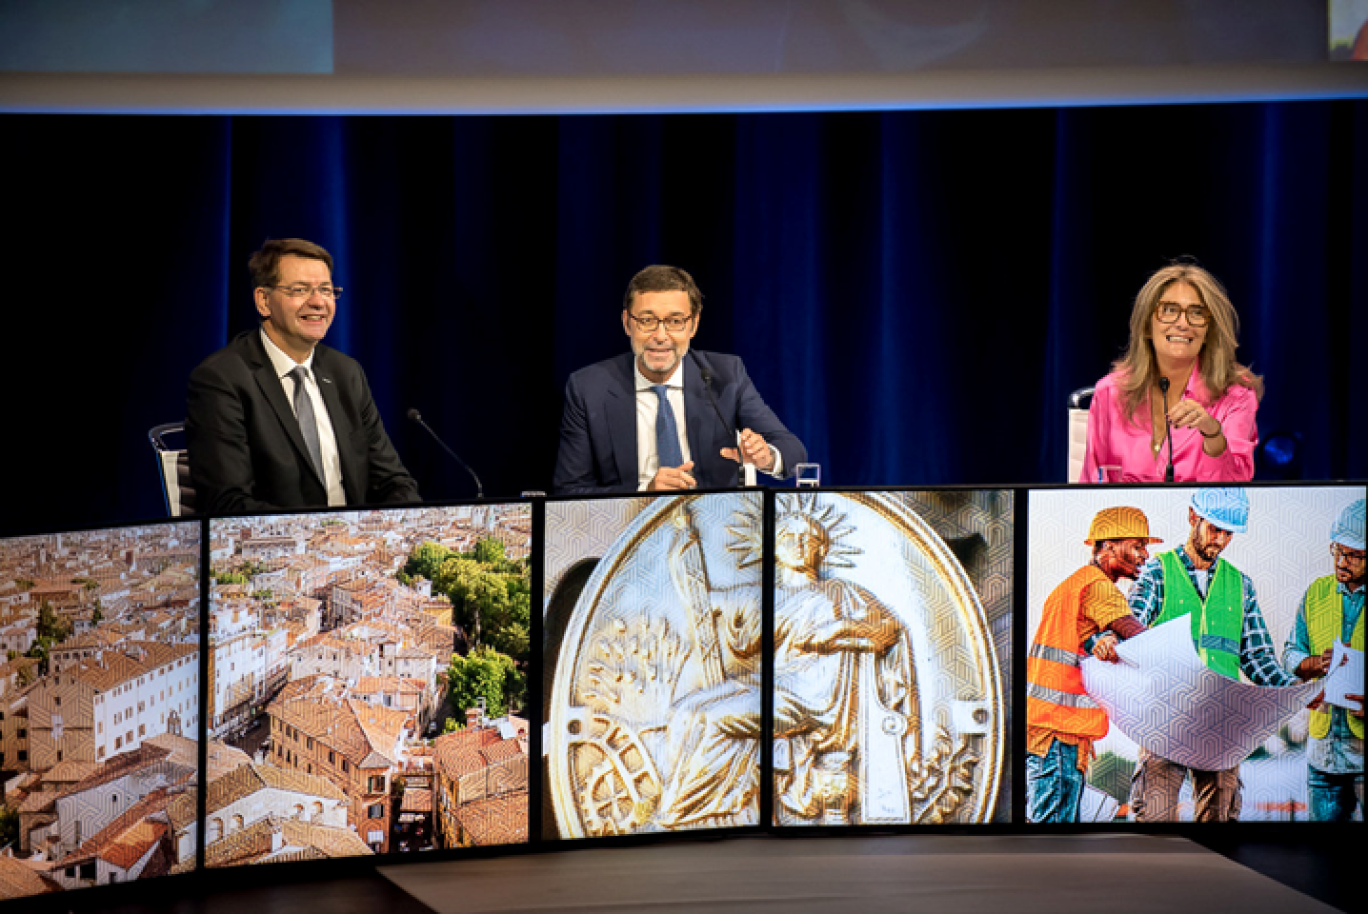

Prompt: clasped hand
[{"left": 1166, "top": 400, "right": 1220, "bottom": 437}]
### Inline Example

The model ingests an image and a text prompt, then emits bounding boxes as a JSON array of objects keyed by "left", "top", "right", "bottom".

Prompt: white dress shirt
[
  {"left": 631, "top": 360, "right": 784, "bottom": 489},
  {"left": 260, "top": 329, "right": 347, "bottom": 506},
  {"left": 634, "top": 363, "right": 690, "bottom": 490}
]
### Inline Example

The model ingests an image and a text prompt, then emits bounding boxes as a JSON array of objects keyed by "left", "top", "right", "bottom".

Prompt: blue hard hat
[
  {"left": 1191, "top": 488, "right": 1250, "bottom": 534},
  {"left": 1331, "top": 499, "right": 1365, "bottom": 551}
]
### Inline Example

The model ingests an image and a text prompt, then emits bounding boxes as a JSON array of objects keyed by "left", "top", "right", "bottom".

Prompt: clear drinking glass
[
  {"left": 1096, "top": 465, "right": 1122, "bottom": 484},
  {"left": 795, "top": 463, "right": 821, "bottom": 488}
]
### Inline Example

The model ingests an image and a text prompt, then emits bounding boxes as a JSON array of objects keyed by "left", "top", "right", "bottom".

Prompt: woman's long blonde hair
[{"left": 1111, "top": 262, "right": 1263, "bottom": 420}]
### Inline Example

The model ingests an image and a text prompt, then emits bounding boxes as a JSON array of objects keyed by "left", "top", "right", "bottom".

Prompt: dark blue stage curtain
[{"left": 3, "top": 101, "right": 1364, "bottom": 534}]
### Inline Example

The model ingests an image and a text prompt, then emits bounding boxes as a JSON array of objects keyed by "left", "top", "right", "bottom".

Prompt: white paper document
[
  {"left": 1081, "top": 618, "right": 1323, "bottom": 771},
  {"left": 1321, "top": 641, "right": 1364, "bottom": 712}
]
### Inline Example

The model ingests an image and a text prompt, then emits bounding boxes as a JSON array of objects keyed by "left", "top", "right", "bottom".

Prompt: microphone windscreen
[{"left": 406, "top": 408, "right": 422, "bottom": 423}]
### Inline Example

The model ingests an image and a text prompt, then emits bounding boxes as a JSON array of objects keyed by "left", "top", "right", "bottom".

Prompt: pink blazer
[{"left": 1080, "top": 371, "right": 1258, "bottom": 483}]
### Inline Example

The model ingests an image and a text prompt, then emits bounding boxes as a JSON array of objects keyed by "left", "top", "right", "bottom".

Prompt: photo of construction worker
[
  {"left": 1282, "top": 499, "right": 1365, "bottom": 822},
  {"left": 1126, "top": 488, "right": 1321, "bottom": 821},
  {"left": 1027, "top": 485, "right": 1366, "bottom": 823},
  {"left": 1025, "top": 507, "right": 1156, "bottom": 822}
]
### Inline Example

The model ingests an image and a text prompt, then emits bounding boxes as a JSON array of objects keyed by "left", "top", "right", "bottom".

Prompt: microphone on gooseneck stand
[
  {"left": 1158, "top": 377, "right": 1175, "bottom": 483},
  {"left": 407, "top": 408, "right": 484, "bottom": 499},
  {"left": 689, "top": 351, "right": 750, "bottom": 487}
]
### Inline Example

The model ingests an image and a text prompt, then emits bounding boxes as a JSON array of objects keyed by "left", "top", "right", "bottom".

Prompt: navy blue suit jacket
[
  {"left": 552, "top": 350, "right": 806, "bottom": 494},
  {"left": 186, "top": 330, "right": 420, "bottom": 514}
]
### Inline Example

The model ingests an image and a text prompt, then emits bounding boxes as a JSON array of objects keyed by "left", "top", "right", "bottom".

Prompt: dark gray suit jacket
[
  {"left": 552, "top": 350, "right": 806, "bottom": 494},
  {"left": 186, "top": 330, "right": 419, "bottom": 514}
]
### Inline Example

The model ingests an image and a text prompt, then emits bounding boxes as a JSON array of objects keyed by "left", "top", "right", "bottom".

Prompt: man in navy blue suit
[{"left": 553, "top": 265, "right": 806, "bottom": 494}]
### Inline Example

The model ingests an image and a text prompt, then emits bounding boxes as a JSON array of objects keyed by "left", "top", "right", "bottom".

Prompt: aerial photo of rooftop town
[
  {"left": 0, "top": 521, "right": 201, "bottom": 900},
  {"left": 204, "top": 505, "right": 531, "bottom": 868},
  {"left": 0, "top": 504, "right": 532, "bottom": 901}
]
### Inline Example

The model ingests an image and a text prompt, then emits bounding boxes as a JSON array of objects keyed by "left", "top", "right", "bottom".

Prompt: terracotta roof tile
[
  {"left": 166, "top": 789, "right": 198, "bottom": 832},
  {"left": 67, "top": 743, "right": 177, "bottom": 794},
  {"left": 271, "top": 696, "right": 407, "bottom": 769},
  {"left": 64, "top": 641, "right": 197, "bottom": 692},
  {"left": 97, "top": 819, "right": 167, "bottom": 869},
  {"left": 17, "top": 789, "right": 60, "bottom": 814},
  {"left": 206, "top": 762, "right": 346, "bottom": 814},
  {"left": 43, "top": 760, "right": 100, "bottom": 784},
  {"left": 400, "top": 788, "right": 432, "bottom": 813},
  {"left": 64, "top": 787, "right": 179, "bottom": 868},
  {"left": 451, "top": 790, "right": 528, "bottom": 846},
  {"left": 0, "top": 854, "right": 58, "bottom": 898},
  {"left": 433, "top": 726, "right": 514, "bottom": 778},
  {"left": 272, "top": 673, "right": 346, "bottom": 704},
  {"left": 205, "top": 816, "right": 373, "bottom": 867},
  {"left": 292, "top": 633, "right": 367, "bottom": 656}
]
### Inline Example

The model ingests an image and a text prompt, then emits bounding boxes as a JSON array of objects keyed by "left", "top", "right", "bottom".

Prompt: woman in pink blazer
[{"left": 1082, "top": 262, "right": 1263, "bottom": 483}]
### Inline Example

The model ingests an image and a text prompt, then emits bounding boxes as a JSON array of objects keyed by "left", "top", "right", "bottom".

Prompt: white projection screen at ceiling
[{"left": 1, "top": 0, "right": 1365, "bottom": 114}]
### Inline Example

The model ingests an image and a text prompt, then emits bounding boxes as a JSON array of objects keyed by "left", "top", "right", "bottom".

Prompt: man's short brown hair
[
  {"left": 248, "top": 238, "right": 334, "bottom": 289},
  {"left": 623, "top": 264, "right": 703, "bottom": 315}
]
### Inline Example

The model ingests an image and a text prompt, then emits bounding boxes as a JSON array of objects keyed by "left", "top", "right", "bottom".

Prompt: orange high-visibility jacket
[{"left": 1028, "top": 565, "right": 1110, "bottom": 740}]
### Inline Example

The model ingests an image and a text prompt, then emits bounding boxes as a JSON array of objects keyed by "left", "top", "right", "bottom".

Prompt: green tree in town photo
[
  {"left": 448, "top": 645, "right": 526, "bottom": 721},
  {"left": 401, "top": 537, "right": 530, "bottom": 661}
]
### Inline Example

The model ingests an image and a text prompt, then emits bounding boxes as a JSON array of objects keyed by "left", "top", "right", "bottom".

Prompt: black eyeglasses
[
  {"left": 1153, "top": 301, "right": 1208, "bottom": 327},
  {"left": 268, "top": 284, "right": 342, "bottom": 300},
  {"left": 627, "top": 313, "right": 693, "bottom": 332}
]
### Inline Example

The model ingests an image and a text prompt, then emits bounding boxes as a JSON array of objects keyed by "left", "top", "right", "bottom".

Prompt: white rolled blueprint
[{"left": 1081, "top": 618, "right": 1323, "bottom": 771}]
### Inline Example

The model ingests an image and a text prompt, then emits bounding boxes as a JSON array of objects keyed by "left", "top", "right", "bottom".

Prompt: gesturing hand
[
  {"left": 648, "top": 460, "right": 696, "bottom": 491},
  {"left": 720, "top": 428, "right": 774, "bottom": 471}
]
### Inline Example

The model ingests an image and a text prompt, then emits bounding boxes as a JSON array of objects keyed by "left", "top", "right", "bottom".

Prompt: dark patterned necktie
[
  {"left": 652, "top": 384, "right": 684, "bottom": 468},
  {"left": 289, "top": 366, "right": 324, "bottom": 480}
]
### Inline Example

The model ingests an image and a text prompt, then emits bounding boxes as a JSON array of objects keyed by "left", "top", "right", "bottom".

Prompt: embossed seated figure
[{"left": 655, "top": 506, "right": 920, "bottom": 828}]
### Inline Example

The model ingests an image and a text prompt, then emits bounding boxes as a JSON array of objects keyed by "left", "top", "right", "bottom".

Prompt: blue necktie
[
  {"left": 652, "top": 384, "right": 684, "bottom": 469},
  {"left": 289, "top": 366, "right": 325, "bottom": 481}
]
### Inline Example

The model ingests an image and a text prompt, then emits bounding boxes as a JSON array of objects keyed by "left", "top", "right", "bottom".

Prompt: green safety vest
[
  {"left": 1305, "top": 575, "right": 1365, "bottom": 740},
  {"left": 1155, "top": 550, "right": 1244, "bottom": 681}
]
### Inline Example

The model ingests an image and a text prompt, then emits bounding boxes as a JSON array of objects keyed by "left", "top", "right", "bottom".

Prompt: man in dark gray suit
[
  {"left": 553, "top": 265, "right": 805, "bottom": 495},
  {"left": 186, "top": 238, "right": 419, "bottom": 514}
]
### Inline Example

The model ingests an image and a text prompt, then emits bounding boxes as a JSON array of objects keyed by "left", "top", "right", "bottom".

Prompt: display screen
[
  {"left": 1, "top": 1, "right": 1343, "bottom": 112},
  {"left": 1026, "top": 485, "right": 1366, "bottom": 823},
  {"left": 0, "top": 0, "right": 332, "bottom": 74},
  {"left": 769, "top": 490, "right": 1012, "bottom": 826},
  {"left": 2, "top": 483, "right": 1358, "bottom": 902},
  {"left": 1330, "top": 0, "right": 1368, "bottom": 60},
  {"left": 205, "top": 503, "right": 531, "bottom": 864},
  {"left": 543, "top": 492, "right": 763, "bottom": 837},
  {"left": 0, "top": 520, "right": 201, "bottom": 901}
]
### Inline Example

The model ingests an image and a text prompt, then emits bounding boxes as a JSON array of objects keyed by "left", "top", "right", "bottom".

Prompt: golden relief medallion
[
  {"left": 767, "top": 492, "right": 1004, "bottom": 825},
  {"left": 546, "top": 491, "right": 1005, "bottom": 837}
]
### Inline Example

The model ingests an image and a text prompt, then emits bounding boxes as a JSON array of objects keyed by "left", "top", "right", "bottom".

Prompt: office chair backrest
[
  {"left": 1067, "top": 387, "right": 1095, "bottom": 483},
  {"left": 149, "top": 422, "right": 197, "bottom": 516}
]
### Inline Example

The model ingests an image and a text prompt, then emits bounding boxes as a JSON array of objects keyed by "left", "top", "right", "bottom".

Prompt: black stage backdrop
[{"left": 3, "top": 100, "right": 1364, "bottom": 534}]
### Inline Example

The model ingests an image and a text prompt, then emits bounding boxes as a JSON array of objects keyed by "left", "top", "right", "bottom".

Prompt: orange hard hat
[{"left": 1084, "top": 506, "right": 1162, "bottom": 545}]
